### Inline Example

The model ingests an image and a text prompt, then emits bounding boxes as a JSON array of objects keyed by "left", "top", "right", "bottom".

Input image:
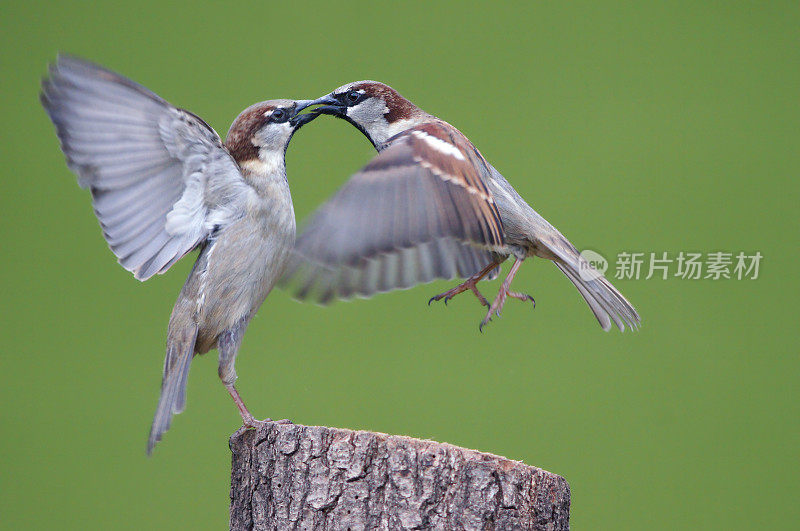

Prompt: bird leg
[
  {"left": 429, "top": 260, "right": 503, "bottom": 307},
  {"left": 480, "top": 257, "right": 535, "bottom": 331},
  {"left": 227, "top": 384, "right": 264, "bottom": 428},
  {"left": 225, "top": 384, "right": 264, "bottom": 427},
  {"left": 219, "top": 321, "right": 289, "bottom": 428},
  {"left": 226, "top": 384, "right": 293, "bottom": 431}
]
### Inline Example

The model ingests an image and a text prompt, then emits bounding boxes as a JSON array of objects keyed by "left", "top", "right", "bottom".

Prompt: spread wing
[
  {"left": 283, "top": 121, "right": 505, "bottom": 303},
  {"left": 41, "top": 55, "right": 250, "bottom": 280}
]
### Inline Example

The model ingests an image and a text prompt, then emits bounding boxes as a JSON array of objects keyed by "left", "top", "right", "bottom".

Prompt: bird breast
[{"left": 190, "top": 189, "right": 295, "bottom": 339}]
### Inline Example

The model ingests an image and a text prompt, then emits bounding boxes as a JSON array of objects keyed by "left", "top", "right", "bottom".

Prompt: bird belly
[
  {"left": 485, "top": 167, "right": 563, "bottom": 261},
  {"left": 180, "top": 216, "right": 295, "bottom": 354}
]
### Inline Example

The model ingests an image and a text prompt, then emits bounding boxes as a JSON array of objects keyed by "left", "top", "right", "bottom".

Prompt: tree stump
[{"left": 229, "top": 422, "right": 570, "bottom": 530}]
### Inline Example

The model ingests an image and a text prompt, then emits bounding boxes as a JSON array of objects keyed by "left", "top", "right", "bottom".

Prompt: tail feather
[
  {"left": 554, "top": 261, "right": 640, "bottom": 332},
  {"left": 147, "top": 329, "right": 197, "bottom": 454}
]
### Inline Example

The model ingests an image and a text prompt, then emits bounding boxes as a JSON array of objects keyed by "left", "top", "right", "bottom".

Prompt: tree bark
[{"left": 229, "top": 421, "right": 570, "bottom": 530}]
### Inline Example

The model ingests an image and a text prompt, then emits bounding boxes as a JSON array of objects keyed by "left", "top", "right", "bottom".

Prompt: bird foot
[
  {"left": 508, "top": 291, "right": 536, "bottom": 308},
  {"left": 240, "top": 413, "right": 265, "bottom": 429},
  {"left": 226, "top": 384, "right": 292, "bottom": 430},
  {"left": 479, "top": 287, "right": 535, "bottom": 332},
  {"left": 233, "top": 417, "right": 293, "bottom": 437},
  {"left": 429, "top": 279, "right": 489, "bottom": 307}
]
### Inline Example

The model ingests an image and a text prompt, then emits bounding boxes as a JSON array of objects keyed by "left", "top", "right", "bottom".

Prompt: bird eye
[
  {"left": 270, "top": 108, "right": 288, "bottom": 123},
  {"left": 346, "top": 91, "right": 363, "bottom": 105}
]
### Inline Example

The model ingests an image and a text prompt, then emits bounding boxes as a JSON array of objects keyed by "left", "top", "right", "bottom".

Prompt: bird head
[
  {"left": 225, "top": 99, "right": 317, "bottom": 169},
  {"left": 297, "top": 81, "right": 430, "bottom": 149}
]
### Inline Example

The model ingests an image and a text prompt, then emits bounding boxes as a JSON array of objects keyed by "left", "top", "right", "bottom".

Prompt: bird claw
[
  {"left": 429, "top": 268, "right": 494, "bottom": 309},
  {"left": 242, "top": 417, "right": 268, "bottom": 430},
  {"left": 429, "top": 289, "right": 458, "bottom": 306},
  {"left": 472, "top": 288, "right": 490, "bottom": 307},
  {"left": 429, "top": 295, "right": 453, "bottom": 306},
  {"left": 478, "top": 286, "right": 534, "bottom": 331},
  {"left": 479, "top": 311, "right": 495, "bottom": 332},
  {"left": 509, "top": 291, "right": 536, "bottom": 308}
]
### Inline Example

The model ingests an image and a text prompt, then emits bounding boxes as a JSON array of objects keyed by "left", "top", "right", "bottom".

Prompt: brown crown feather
[
  {"left": 224, "top": 102, "right": 279, "bottom": 164},
  {"left": 348, "top": 81, "right": 425, "bottom": 123}
]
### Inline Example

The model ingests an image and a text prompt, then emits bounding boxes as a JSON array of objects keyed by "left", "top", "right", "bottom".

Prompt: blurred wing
[
  {"left": 41, "top": 55, "right": 250, "bottom": 280},
  {"left": 284, "top": 122, "right": 504, "bottom": 302}
]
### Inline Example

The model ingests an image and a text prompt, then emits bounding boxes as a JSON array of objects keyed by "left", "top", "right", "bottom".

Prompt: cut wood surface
[{"left": 230, "top": 421, "right": 570, "bottom": 530}]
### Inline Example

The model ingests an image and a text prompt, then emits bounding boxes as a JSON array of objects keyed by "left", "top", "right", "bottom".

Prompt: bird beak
[
  {"left": 294, "top": 94, "right": 345, "bottom": 116},
  {"left": 289, "top": 110, "right": 320, "bottom": 128},
  {"left": 313, "top": 104, "right": 346, "bottom": 116},
  {"left": 293, "top": 99, "right": 319, "bottom": 112}
]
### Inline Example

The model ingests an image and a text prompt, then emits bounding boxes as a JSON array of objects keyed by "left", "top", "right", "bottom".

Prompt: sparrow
[
  {"left": 40, "top": 55, "right": 318, "bottom": 453},
  {"left": 286, "top": 81, "right": 640, "bottom": 332}
]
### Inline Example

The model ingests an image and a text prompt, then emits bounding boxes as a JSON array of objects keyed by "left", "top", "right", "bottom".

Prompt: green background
[{"left": 2, "top": 1, "right": 797, "bottom": 529}]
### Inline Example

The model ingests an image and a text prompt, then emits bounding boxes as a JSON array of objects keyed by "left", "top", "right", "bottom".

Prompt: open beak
[
  {"left": 289, "top": 99, "right": 327, "bottom": 128},
  {"left": 289, "top": 110, "right": 320, "bottom": 128},
  {"left": 294, "top": 94, "right": 345, "bottom": 116}
]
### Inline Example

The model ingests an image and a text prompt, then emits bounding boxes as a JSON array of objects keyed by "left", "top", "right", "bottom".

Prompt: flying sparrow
[{"left": 287, "top": 81, "right": 640, "bottom": 332}]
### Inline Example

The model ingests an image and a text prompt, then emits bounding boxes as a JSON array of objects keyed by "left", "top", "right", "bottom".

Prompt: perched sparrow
[
  {"left": 41, "top": 56, "right": 317, "bottom": 453},
  {"left": 287, "top": 81, "right": 640, "bottom": 332}
]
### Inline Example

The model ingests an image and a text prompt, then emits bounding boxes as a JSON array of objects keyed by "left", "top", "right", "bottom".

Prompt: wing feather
[
  {"left": 42, "top": 55, "right": 249, "bottom": 280},
  {"left": 283, "top": 122, "right": 504, "bottom": 302}
]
